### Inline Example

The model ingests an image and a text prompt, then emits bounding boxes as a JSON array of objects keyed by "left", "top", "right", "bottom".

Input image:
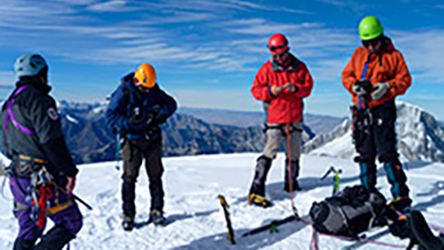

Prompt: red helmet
[{"left": 267, "top": 33, "right": 289, "bottom": 53}]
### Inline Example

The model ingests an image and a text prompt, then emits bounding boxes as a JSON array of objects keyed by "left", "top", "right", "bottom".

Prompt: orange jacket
[
  {"left": 342, "top": 37, "right": 412, "bottom": 108},
  {"left": 251, "top": 54, "right": 314, "bottom": 124}
]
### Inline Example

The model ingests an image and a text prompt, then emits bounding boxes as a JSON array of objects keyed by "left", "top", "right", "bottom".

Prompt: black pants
[
  {"left": 121, "top": 138, "right": 164, "bottom": 217},
  {"left": 353, "top": 100, "right": 409, "bottom": 199}
]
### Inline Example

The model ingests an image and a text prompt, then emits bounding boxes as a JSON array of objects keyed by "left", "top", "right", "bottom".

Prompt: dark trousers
[
  {"left": 352, "top": 100, "right": 409, "bottom": 200},
  {"left": 121, "top": 138, "right": 164, "bottom": 217}
]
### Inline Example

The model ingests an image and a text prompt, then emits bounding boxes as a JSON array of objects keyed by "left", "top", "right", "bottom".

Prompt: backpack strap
[{"left": 364, "top": 201, "right": 377, "bottom": 230}]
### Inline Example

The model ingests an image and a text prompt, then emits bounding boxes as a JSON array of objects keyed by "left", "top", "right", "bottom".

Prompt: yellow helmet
[{"left": 134, "top": 63, "right": 156, "bottom": 89}]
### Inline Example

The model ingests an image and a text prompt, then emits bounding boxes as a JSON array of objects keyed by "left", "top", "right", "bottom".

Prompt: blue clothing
[{"left": 106, "top": 73, "right": 177, "bottom": 140}]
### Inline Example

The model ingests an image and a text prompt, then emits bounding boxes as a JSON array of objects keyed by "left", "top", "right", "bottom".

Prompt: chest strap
[{"left": 3, "top": 85, "right": 36, "bottom": 135}]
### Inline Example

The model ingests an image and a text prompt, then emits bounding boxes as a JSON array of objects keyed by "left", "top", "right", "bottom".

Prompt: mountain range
[
  {"left": 0, "top": 100, "right": 442, "bottom": 165},
  {"left": 57, "top": 102, "right": 320, "bottom": 163},
  {"left": 179, "top": 107, "right": 344, "bottom": 134}
]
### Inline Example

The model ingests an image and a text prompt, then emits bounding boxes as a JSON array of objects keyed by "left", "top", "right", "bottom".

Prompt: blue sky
[{"left": 0, "top": 0, "right": 443, "bottom": 119}]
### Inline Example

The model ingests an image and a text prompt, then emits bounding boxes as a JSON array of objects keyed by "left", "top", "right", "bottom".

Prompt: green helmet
[{"left": 359, "top": 16, "right": 384, "bottom": 41}]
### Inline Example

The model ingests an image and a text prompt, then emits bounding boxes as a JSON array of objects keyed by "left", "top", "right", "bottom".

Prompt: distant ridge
[{"left": 179, "top": 107, "right": 344, "bottom": 134}]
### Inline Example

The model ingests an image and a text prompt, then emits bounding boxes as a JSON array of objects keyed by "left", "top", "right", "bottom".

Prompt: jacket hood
[
  {"left": 121, "top": 73, "right": 137, "bottom": 93},
  {"left": 383, "top": 36, "right": 395, "bottom": 52}
]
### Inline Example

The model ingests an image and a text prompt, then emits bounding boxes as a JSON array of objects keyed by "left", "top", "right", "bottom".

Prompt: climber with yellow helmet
[{"left": 106, "top": 63, "right": 177, "bottom": 230}]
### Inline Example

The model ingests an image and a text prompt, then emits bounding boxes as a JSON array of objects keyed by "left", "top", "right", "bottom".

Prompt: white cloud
[
  {"left": 312, "top": 0, "right": 369, "bottom": 13},
  {"left": 0, "top": 1, "right": 78, "bottom": 24},
  {"left": 1, "top": 0, "right": 443, "bottom": 89},
  {"left": 392, "top": 29, "right": 444, "bottom": 84},
  {"left": 52, "top": 0, "right": 98, "bottom": 5},
  {"left": 87, "top": 0, "right": 134, "bottom": 12},
  {"left": 130, "top": 11, "right": 216, "bottom": 25},
  {"left": 139, "top": 0, "right": 308, "bottom": 14},
  {"left": 0, "top": 1, "right": 341, "bottom": 75},
  {"left": 222, "top": 18, "right": 323, "bottom": 36},
  {"left": 0, "top": 71, "right": 16, "bottom": 88},
  {"left": 223, "top": 0, "right": 310, "bottom": 14}
]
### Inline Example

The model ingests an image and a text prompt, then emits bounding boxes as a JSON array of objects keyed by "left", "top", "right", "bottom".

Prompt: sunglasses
[
  {"left": 362, "top": 37, "right": 381, "bottom": 47},
  {"left": 272, "top": 49, "right": 289, "bottom": 58},
  {"left": 267, "top": 41, "right": 288, "bottom": 52}
]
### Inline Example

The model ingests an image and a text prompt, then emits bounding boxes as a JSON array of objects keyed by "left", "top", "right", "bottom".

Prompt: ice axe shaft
[
  {"left": 320, "top": 166, "right": 341, "bottom": 180},
  {"left": 73, "top": 194, "right": 93, "bottom": 210}
]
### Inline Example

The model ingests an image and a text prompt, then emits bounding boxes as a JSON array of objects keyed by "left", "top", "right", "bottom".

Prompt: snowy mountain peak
[{"left": 304, "top": 102, "right": 444, "bottom": 163}]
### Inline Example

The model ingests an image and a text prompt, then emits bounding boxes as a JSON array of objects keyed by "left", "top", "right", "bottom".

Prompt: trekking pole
[{"left": 115, "top": 133, "right": 123, "bottom": 171}]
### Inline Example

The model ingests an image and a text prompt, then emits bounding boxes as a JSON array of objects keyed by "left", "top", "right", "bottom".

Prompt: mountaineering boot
[
  {"left": 149, "top": 210, "right": 166, "bottom": 226},
  {"left": 248, "top": 156, "right": 272, "bottom": 197},
  {"left": 383, "top": 160, "right": 410, "bottom": 207},
  {"left": 34, "top": 225, "right": 75, "bottom": 250},
  {"left": 284, "top": 159, "right": 301, "bottom": 192},
  {"left": 122, "top": 215, "right": 135, "bottom": 231},
  {"left": 389, "top": 196, "right": 412, "bottom": 214},
  {"left": 247, "top": 193, "right": 272, "bottom": 208},
  {"left": 13, "top": 238, "right": 37, "bottom": 250}
]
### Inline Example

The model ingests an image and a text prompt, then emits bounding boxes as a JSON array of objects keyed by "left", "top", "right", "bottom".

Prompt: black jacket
[{"left": 1, "top": 77, "right": 78, "bottom": 177}]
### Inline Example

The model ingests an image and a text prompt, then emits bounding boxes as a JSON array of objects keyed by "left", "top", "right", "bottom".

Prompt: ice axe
[{"left": 320, "top": 166, "right": 342, "bottom": 195}]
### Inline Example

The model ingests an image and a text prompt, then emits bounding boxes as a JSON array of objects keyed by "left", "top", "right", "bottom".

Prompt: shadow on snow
[{"left": 170, "top": 161, "right": 437, "bottom": 249}]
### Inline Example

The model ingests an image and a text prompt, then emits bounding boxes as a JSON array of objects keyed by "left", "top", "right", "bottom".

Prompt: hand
[
  {"left": 371, "top": 82, "right": 390, "bottom": 100},
  {"left": 271, "top": 85, "right": 285, "bottom": 96},
  {"left": 285, "top": 83, "right": 299, "bottom": 93},
  {"left": 66, "top": 177, "right": 76, "bottom": 195}
]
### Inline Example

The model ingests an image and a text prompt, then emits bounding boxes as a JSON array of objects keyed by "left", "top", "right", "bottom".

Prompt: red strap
[{"left": 35, "top": 186, "right": 51, "bottom": 229}]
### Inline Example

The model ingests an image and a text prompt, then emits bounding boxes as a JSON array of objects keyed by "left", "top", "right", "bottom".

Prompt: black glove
[
  {"left": 154, "top": 113, "right": 168, "bottom": 125},
  {"left": 149, "top": 105, "right": 167, "bottom": 125},
  {"left": 352, "top": 80, "right": 374, "bottom": 96},
  {"left": 128, "top": 113, "right": 153, "bottom": 130}
]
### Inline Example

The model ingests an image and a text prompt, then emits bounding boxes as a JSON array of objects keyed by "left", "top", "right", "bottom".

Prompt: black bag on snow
[{"left": 309, "top": 185, "right": 387, "bottom": 238}]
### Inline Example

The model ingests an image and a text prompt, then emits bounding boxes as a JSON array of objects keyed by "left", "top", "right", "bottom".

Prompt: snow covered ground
[{"left": 1, "top": 153, "right": 444, "bottom": 249}]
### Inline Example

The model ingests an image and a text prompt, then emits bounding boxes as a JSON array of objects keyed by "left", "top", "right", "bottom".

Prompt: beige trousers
[{"left": 262, "top": 122, "right": 302, "bottom": 160}]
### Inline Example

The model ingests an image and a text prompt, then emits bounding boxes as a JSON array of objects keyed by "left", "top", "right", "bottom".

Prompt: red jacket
[
  {"left": 342, "top": 37, "right": 412, "bottom": 108},
  {"left": 251, "top": 54, "right": 314, "bottom": 124}
]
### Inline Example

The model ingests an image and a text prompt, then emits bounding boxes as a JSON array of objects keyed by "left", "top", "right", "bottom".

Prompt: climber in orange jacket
[{"left": 342, "top": 16, "right": 412, "bottom": 212}]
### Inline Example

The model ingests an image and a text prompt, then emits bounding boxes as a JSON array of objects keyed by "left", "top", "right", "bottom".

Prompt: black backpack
[{"left": 309, "top": 185, "right": 387, "bottom": 238}]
